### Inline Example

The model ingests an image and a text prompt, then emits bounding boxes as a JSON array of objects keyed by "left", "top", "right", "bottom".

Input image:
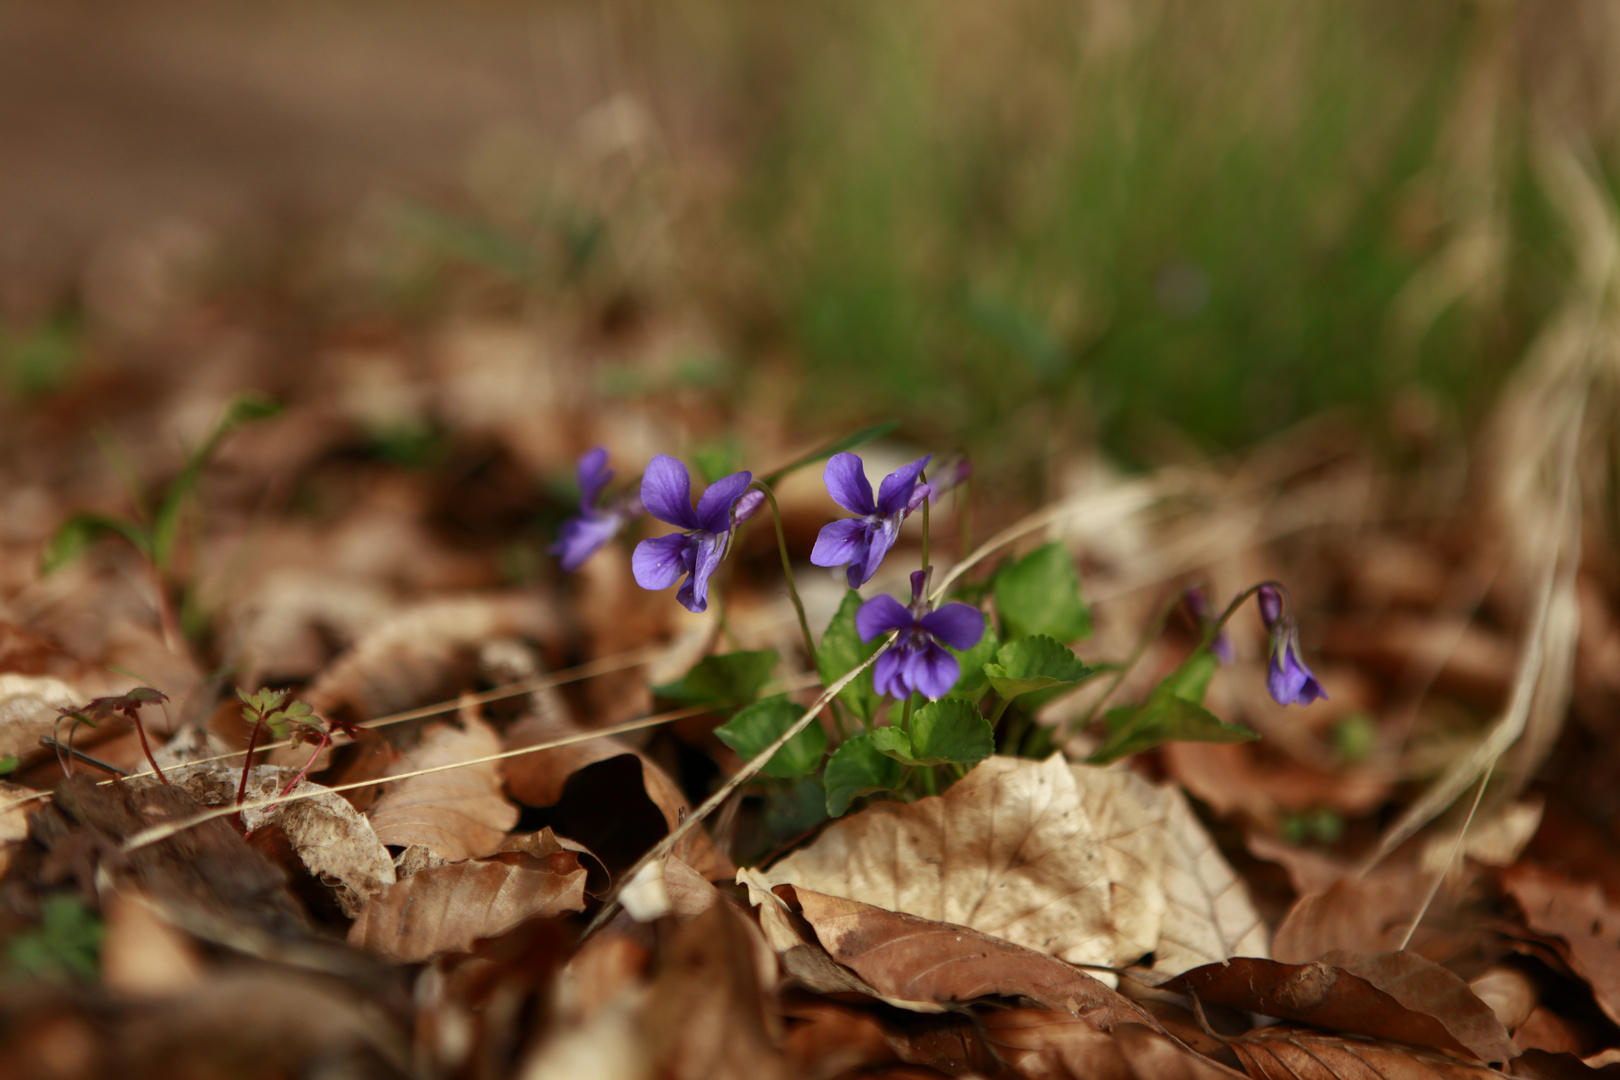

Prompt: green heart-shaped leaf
[
  {"left": 983, "top": 635, "right": 1096, "bottom": 700},
  {"left": 994, "top": 542, "right": 1091, "bottom": 642},
  {"left": 824, "top": 734, "right": 905, "bottom": 816},
  {"left": 714, "top": 695, "right": 827, "bottom": 779}
]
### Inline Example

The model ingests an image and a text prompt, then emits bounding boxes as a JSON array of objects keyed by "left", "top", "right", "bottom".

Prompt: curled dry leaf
[
  {"left": 1502, "top": 863, "right": 1620, "bottom": 1028},
  {"left": 783, "top": 999, "right": 1005, "bottom": 1080},
  {"left": 782, "top": 883, "right": 1157, "bottom": 1029},
  {"left": 503, "top": 706, "right": 733, "bottom": 879},
  {"left": 347, "top": 826, "right": 589, "bottom": 963},
  {"left": 175, "top": 765, "right": 395, "bottom": 917},
  {"left": 366, "top": 714, "right": 518, "bottom": 862},
  {"left": 1270, "top": 869, "right": 1437, "bottom": 963},
  {"left": 1227, "top": 1026, "right": 1515, "bottom": 1080},
  {"left": 1169, "top": 952, "right": 1516, "bottom": 1063},
  {"left": 758, "top": 755, "right": 1265, "bottom": 974}
]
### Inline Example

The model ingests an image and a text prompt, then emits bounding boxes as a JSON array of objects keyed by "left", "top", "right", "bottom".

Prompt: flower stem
[
  {"left": 1063, "top": 590, "right": 1184, "bottom": 740},
  {"left": 958, "top": 475, "right": 973, "bottom": 559},
  {"left": 279, "top": 734, "right": 329, "bottom": 798},
  {"left": 989, "top": 695, "right": 1014, "bottom": 730},
  {"left": 750, "top": 480, "right": 847, "bottom": 740},
  {"left": 900, "top": 696, "right": 915, "bottom": 733},
  {"left": 920, "top": 483, "right": 931, "bottom": 575},
  {"left": 131, "top": 717, "right": 168, "bottom": 785}
]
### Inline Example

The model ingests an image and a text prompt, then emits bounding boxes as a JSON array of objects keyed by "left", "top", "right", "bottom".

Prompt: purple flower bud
[
  {"left": 550, "top": 447, "right": 643, "bottom": 572},
  {"left": 1253, "top": 584, "right": 1327, "bottom": 706},
  {"left": 926, "top": 455, "right": 973, "bottom": 503},
  {"left": 810, "top": 453, "right": 931, "bottom": 588},
  {"left": 855, "top": 565, "right": 984, "bottom": 701},
  {"left": 631, "top": 454, "right": 753, "bottom": 614}
]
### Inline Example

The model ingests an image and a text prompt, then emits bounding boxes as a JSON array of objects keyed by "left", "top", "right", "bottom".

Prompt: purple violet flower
[
  {"left": 1256, "top": 584, "right": 1327, "bottom": 706},
  {"left": 550, "top": 447, "right": 643, "bottom": 572},
  {"left": 856, "top": 568, "right": 985, "bottom": 701},
  {"left": 811, "top": 452, "right": 932, "bottom": 588},
  {"left": 1185, "top": 585, "right": 1234, "bottom": 665},
  {"left": 631, "top": 454, "right": 759, "bottom": 614}
]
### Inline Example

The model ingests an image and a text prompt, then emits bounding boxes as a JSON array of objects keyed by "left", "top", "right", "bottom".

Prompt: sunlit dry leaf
[
  {"left": 176, "top": 765, "right": 395, "bottom": 916},
  {"left": 785, "top": 884, "right": 1157, "bottom": 1028},
  {"left": 0, "top": 672, "right": 81, "bottom": 759},
  {"left": 760, "top": 755, "right": 1264, "bottom": 974},
  {"left": 783, "top": 999, "right": 1003, "bottom": 1080},
  {"left": 983, "top": 1009, "right": 1248, "bottom": 1079},
  {"left": 1502, "top": 864, "right": 1620, "bottom": 1028},
  {"left": 367, "top": 714, "right": 518, "bottom": 861},
  {"left": 0, "top": 780, "right": 43, "bottom": 876},
  {"left": 1229, "top": 1027, "right": 1512, "bottom": 1080},
  {"left": 305, "top": 594, "right": 558, "bottom": 721},
  {"left": 620, "top": 855, "right": 723, "bottom": 922},
  {"left": 1271, "top": 870, "right": 1433, "bottom": 963},
  {"left": 348, "top": 826, "right": 588, "bottom": 963},
  {"left": 1170, "top": 952, "right": 1516, "bottom": 1063},
  {"left": 1162, "top": 739, "right": 1392, "bottom": 823},
  {"left": 100, "top": 888, "right": 206, "bottom": 998}
]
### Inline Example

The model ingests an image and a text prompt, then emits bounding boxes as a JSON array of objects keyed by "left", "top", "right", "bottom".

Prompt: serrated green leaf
[
  {"left": 907, "top": 699, "right": 995, "bottom": 765},
  {"left": 653, "top": 650, "right": 779, "bottom": 709},
  {"left": 824, "top": 734, "right": 905, "bottom": 816},
  {"left": 816, "top": 591, "right": 882, "bottom": 722},
  {"left": 869, "top": 725, "right": 913, "bottom": 762},
  {"left": 983, "top": 635, "right": 1097, "bottom": 700},
  {"left": 760, "top": 420, "right": 899, "bottom": 487},
  {"left": 945, "top": 612, "right": 998, "bottom": 697},
  {"left": 39, "top": 512, "right": 151, "bottom": 575},
  {"left": 714, "top": 696, "right": 827, "bottom": 779},
  {"left": 994, "top": 542, "right": 1091, "bottom": 641},
  {"left": 1087, "top": 689, "right": 1258, "bottom": 765}
]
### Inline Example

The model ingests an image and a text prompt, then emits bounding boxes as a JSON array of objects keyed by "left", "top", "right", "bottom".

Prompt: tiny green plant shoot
[
  {"left": 554, "top": 424, "right": 1327, "bottom": 830},
  {"left": 39, "top": 392, "right": 282, "bottom": 653},
  {"left": 234, "top": 687, "right": 358, "bottom": 824}
]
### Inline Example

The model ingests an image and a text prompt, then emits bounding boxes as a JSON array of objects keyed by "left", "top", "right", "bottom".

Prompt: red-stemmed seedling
[
  {"left": 54, "top": 687, "right": 172, "bottom": 784},
  {"left": 235, "top": 688, "right": 363, "bottom": 825}
]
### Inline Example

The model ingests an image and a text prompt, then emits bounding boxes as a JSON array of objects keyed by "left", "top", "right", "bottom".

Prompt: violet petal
[
  {"left": 811, "top": 518, "right": 869, "bottom": 570},
  {"left": 632, "top": 531, "right": 694, "bottom": 592},
  {"left": 550, "top": 512, "right": 622, "bottom": 572},
  {"left": 677, "top": 531, "right": 729, "bottom": 614},
  {"left": 918, "top": 603, "right": 985, "bottom": 652},
  {"left": 577, "top": 446, "right": 613, "bottom": 509},
  {"left": 871, "top": 648, "right": 907, "bottom": 699},
  {"left": 824, "top": 453, "right": 877, "bottom": 515},
  {"left": 875, "top": 455, "right": 931, "bottom": 516},
  {"left": 856, "top": 595, "right": 913, "bottom": 641},
  {"left": 694, "top": 470, "right": 754, "bottom": 533},
  {"left": 910, "top": 642, "right": 962, "bottom": 700},
  {"left": 641, "top": 455, "right": 700, "bottom": 529}
]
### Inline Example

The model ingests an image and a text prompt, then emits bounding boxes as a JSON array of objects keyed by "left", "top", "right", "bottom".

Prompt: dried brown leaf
[
  {"left": 366, "top": 714, "right": 518, "bottom": 861},
  {"left": 1169, "top": 953, "right": 1516, "bottom": 1063},
  {"left": 783, "top": 999, "right": 1005, "bottom": 1080},
  {"left": 1502, "top": 864, "right": 1620, "bottom": 1027},
  {"left": 760, "top": 756, "right": 1263, "bottom": 974},
  {"left": 347, "top": 826, "right": 588, "bottom": 962},
  {"left": 983, "top": 1010, "right": 1248, "bottom": 1080},
  {"left": 1229, "top": 1027, "right": 1511, "bottom": 1080},
  {"left": 1272, "top": 871, "right": 1434, "bottom": 963},
  {"left": 786, "top": 884, "right": 1157, "bottom": 1029},
  {"left": 0, "top": 672, "right": 81, "bottom": 759}
]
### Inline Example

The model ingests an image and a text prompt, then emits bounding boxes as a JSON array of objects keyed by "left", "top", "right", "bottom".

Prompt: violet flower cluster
[
  {"left": 1257, "top": 584, "right": 1327, "bottom": 706},
  {"left": 856, "top": 569, "right": 984, "bottom": 701}
]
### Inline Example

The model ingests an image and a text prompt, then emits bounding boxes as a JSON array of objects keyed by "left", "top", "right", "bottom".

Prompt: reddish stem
[
  {"left": 236, "top": 716, "right": 263, "bottom": 829},
  {"left": 278, "top": 733, "right": 329, "bottom": 798},
  {"left": 132, "top": 718, "right": 169, "bottom": 785}
]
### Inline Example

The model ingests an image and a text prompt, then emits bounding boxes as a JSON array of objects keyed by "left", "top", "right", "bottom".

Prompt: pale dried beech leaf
[
  {"left": 0, "top": 780, "right": 45, "bottom": 877},
  {"left": 366, "top": 715, "right": 518, "bottom": 861},
  {"left": 787, "top": 884, "right": 1157, "bottom": 1030},
  {"left": 620, "top": 855, "right": 722, "bottom": 923},
  {"left": 761, "top": 756, "right": 1263, "bottom": 974},
  {"left": 760, "top": 755, "right": 1163, "bottom": 968},
  {"left": 0, "top": 672, "right": 82, "bottom": 759},
  {"left": 175, "top": 765, "right": 395, "bottom": 917},
  {"left": 348, "top": 826, "right": 588, "bottom": 963},
  {"left": 1502, "top": 863, "right": 1620, "bottom": 1027},
  {"left": 1151, "top": 775, "right": 1271, "bottom": 974}
]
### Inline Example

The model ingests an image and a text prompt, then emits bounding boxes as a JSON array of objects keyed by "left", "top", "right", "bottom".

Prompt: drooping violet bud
[
  {"left": 1253, "top": 583, "right": 1326, "bottom": 706},
  {"left": 732, "top": 488, "right": 766, "bottom": 525},
  {"left": 927, "top": 455, "right": 973, "bottom": 503}
]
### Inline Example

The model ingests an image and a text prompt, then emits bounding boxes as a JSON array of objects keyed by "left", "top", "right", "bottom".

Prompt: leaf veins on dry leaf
[
  {"left": 1502, "top": 863, "right": 1620, "bottom": 1028},
  {"left": 757, "top": 754, "right": 1267, "bottom": 975},
  {"left": 367, "top": 713, "right": 518, "bottom": 863},
  {"left": 347, "top": 827, "right": 590, "bottom": 963}
]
